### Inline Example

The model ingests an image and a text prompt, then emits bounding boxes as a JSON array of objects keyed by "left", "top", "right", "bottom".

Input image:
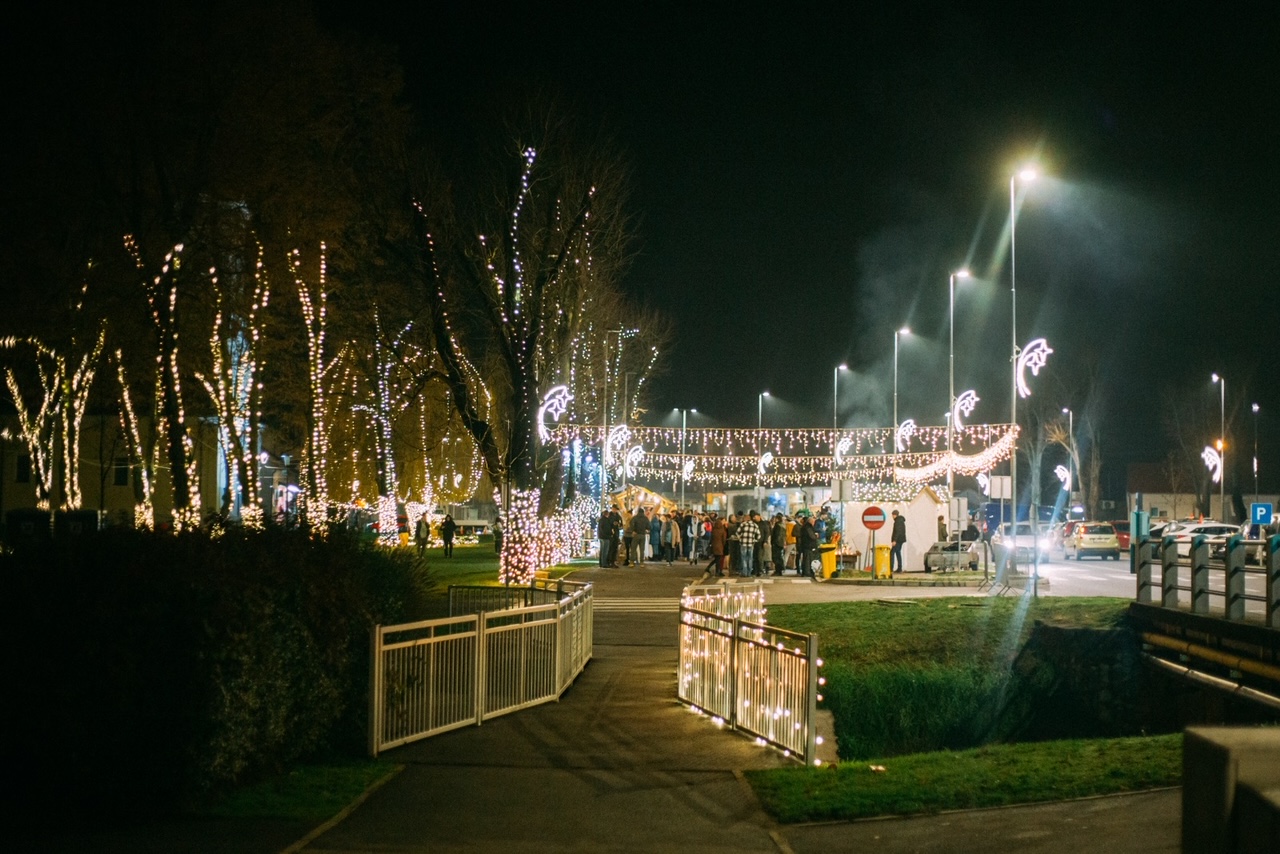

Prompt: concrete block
[{"left": 1183, "top": 726, "right": 1280, "bottom": 853}]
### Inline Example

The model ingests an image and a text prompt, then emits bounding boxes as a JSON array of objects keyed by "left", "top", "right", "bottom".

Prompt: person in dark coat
[
  {"left": 708, "top": 516, "right": 728, "bottom": 576},
  {"left": 607, "top": 506, "right": 623, "bottom": 566},
  {"left": 770, "top": 513, "right": 786, "bottom": 575},
  {"left": 890, "top": 509, "right": 907, "bottom": 573},
  {"left": 597, "top": 511, "right": 614, "bottom": 567},
  {"left": 441, "top": 515, "right": 457, "bottom": 557},
  {"left": 798, "top": 517, "right": 820, "bottom": 578},
  {"left": 630, "top": 507, "right": 650, "bottom": 565}
]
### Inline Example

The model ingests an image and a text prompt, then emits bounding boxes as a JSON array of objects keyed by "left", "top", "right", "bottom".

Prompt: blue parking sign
[{"left": 1251, "top": 503, "right": 1274, "bottom": 525}]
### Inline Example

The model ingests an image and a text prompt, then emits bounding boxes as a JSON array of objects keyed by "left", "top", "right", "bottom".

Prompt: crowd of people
[{"left": 595, "top": 504, "right": 839, "bottom": 579}]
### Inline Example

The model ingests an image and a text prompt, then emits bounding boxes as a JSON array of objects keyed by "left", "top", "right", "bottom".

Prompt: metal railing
[
  {"left": 369, "top": 580, "right": 592, "bottom": 756},
  {"left": 448, "top": 577, "right": 577, "bottom": 615},
  {"left": 1135, "top": 534, "right": 1280, "bottom": 627},
  {"left": 682, "top": 580, "right": 766, "bottom": 621},
  {"left": 678, "top": 583, "right": 819, "bottom": 765}
]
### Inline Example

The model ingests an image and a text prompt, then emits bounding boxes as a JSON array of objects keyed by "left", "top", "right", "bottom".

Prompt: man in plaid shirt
[{"left": 737, "top": 511, "right": 761, "bottom": 577}]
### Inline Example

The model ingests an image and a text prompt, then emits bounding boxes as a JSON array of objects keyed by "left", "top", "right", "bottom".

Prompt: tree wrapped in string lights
[{"left": 412, "top": 116, "right": 647, "bottom": 583}]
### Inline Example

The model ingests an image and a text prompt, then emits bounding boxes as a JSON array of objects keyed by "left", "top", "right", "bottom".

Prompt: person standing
[
  {"left": 607, "top": 505, "right": 623, "bottom": 566},
  {"left": 737, "top": 511, "right": 760, "bottom": 576},
  {"left": 770, "top": 513, "right": 786, "bottom": 575},
  {"left": 415, "top": 511, "right": 430, "bottom": 557},
  {"left": 708, "top": 515, "right": 727, "bottom": 576},
  {"left": 798, "top": 516, "right": 820, "bottom": 578},
  {"left": 630, "top": 506, "right": 650, "bottom": 565},
  {"left": 784, "top": 516, "right": 797, "bottom": 572},
  {"left": 621, "top": 505, "right": 634, "bottom": 566},
  {"left": 597, "top": 510, "right": 614, "bottom": 568},
  {"left": 750, "top": 511, "right": 767, "bottom": 575},
  {"left": 938, "top": 514, "right": 948, "bottom": 543},
  {"left": 441, "top": 514, "right": 457, "bottom": 557},
  {"left": 890, "top": 509, "right": 907, "bottom": 574},
  {"left": 649, "top": 510, "right": 662, "bottom": 562},
  {"left": 492, "top": 517, "right": 504, "bottom": 554}
]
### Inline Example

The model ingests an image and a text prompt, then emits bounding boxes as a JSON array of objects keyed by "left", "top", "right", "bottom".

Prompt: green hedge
[{"left": 1, "top": 526, "right": 428, "bottom": 819}]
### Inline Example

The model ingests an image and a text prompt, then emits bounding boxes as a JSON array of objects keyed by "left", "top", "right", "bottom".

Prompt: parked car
[
  {"left": 1110, "top": 520, "right": 1131, "bottom": 550},
  {"left": 1065, "top": 522, "right": 1121, "bottom": 560},
  {"left": 1162, "top": 521, "right": 1240, "bottom": 557},
  {"left": 1209, "top": 522, "right": 1265, "bottom": 564},
  {"left": 923, "top": 538, "right": 981, "bottom": 572}
]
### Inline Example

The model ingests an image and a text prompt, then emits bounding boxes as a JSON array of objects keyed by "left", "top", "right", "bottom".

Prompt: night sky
[
  {"left": 364, "top": 2, "right": 1279, "bottom": 496},
  {"left": 8, "top": 3, "right": 1280, "bottom": 498}
]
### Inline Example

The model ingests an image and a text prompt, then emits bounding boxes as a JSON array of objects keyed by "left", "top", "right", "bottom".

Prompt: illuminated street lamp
[
  {"left": 1253, "top": 402, "right": 1261, "bottom": 507},
  {"left": 833, "top": 363, "right": 848, "bottom": 435},
  {"left": 758, "top": 391, "right": 769, "bottom": 510},
  {"left": 947, "top": 269, "right": 970, "bottom": 529},
  {"left": 1213, "top": 373, "right": 1225, "bottom": 520},
  {"left": 1010, "top": 166, "right": 1037, "bottom": 586},
  {"left": 1062, "top": 407, "right": 1076, "bottom": 506},
  {"left": 893, "top": 327, "right": 910, "bottom": 433},
  {"left": 677, "top": 408, "right": 696, "bottom": 508}
]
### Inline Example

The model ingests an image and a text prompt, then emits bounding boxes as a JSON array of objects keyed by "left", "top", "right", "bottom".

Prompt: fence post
[
  {"left": 368, "top": 624, "right": 382, "bottom": 758},
  {"left": 1190, "top": 535, "right": 1210, "bottom": 615},
  {"left": 806, "top": 633, "right": 819, "bottom": 766},
  {"left": 1136, "top": 538, "right": 1156, "bottom": 603},
  {"left": 1161, "top": 536, "right": 1179, "bottom": 608},
  {"left": 729, "top": 618, "right": 740, "bottom": 729},
  {"left": 1268, "top": 536, "right": 1280, "bottom": 629},
  {"left": 475, "top": 612, "right": 487, "bottom": 726},
  {"left": 1225, "top": 535, "right": 1246, "bottom": 621}
]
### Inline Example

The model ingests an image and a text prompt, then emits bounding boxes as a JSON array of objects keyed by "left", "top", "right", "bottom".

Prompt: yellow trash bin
[
  {"left": 873, "top": 544, "right": 893, "bottom": 578},
  {"left": 818, "top": 544, "right": 837, "bottom": 579}
]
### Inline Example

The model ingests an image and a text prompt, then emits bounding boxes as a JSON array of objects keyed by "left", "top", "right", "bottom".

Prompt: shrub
[{"left": 0, "top": 526, "right": 429, "bottom": 820}]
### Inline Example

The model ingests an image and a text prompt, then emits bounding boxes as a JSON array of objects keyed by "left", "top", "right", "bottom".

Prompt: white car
[
  {"left": 1157, "top": 521, "right": 1240, "bottom": 557},
  {"left": 991, "top": 522, "right": 1052, "bottom": 565}
]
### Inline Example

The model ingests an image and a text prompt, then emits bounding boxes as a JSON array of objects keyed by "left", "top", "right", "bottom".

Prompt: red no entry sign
[{"left": 862, "top": 506, "right": 886, "bottom": 530}]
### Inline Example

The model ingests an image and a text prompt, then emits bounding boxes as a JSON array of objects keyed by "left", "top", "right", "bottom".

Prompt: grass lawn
[
  {"left": 747, "top": 733, "right": 1181, "bottom": 823},
  {"left": 197, "top": 758, "right": 399, "bottom": 822},
  {"left": 765, "top": 596, "right": 1132, "bottom": 670},
  {"left": 417, "top": 544, "right": 587, "bottom": 616}
]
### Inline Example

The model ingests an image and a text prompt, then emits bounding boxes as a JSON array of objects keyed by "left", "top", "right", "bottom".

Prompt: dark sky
[
  {"left": 6, "top": 3, "right": 1278, "bottom": 498},
  {"left": 362, "top": 2, "right": 1279, "bottom": 494}
]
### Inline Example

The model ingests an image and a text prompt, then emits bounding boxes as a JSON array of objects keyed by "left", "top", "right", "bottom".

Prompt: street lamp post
[
  {"left": 679, "top": 408, "right": 696, "bottom": 508},
  {"left": 1010, "top": 167, "right": 1037, "bottom": 588},
  {"left": 601, "top": 328, "right": 622, "bottom": 517},
  {"left": 1062, "top": 407, "right": 1075, "bottom": 511},
  {"left": 833, "top": 364, "right": 847, "bottom": 435},
  {"left": 1213, "top": 373, "right": 1226, "bottom": 521},
  {"left": 893, "top": 328, "right": 910, "bottom": 432},
  {"left": 758, "top": 391, "right": 769, "bottom": 511},
  {"left": 1253, "top": 402, "right": 1261, "bottom": 507},
  {"left": 948, "top": 269, "right": 970, "bottom": 534}
]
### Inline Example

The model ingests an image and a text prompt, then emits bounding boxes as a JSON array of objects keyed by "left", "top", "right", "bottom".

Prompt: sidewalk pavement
[{"left": 29, "top": 561, "right": 1177, "bottom": 852}]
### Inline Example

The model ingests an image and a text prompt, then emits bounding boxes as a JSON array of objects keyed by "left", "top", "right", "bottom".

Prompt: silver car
[{"left": 923, "top": 538, "right": 980, "bottom": 572}]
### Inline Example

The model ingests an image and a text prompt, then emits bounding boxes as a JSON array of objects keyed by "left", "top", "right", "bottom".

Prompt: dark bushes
[{"left": 1, "top": 526, "right": 428, "bottom": 820}]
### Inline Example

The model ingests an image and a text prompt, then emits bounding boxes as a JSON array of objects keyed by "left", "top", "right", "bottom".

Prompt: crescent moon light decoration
[
  {"left": 758, "top": 451, "right": 774, "bottom": 475},
  {"left": 835, "top": 436, "right": 854, "bottom": 465},
  {"left": 1201, "top": 446, "right": 1222, "bottom": 484},
  {"left": 894, "top": 419, "right": 917, "bottom": 453},
  {"left": 1016, "top": 338, "right": 1054, "bottom": 398},
  {"left": 952, "top": 391, "right": 979, "bottom": 431},
  {"left": 536, "top": 385, "right": 573, "bottom": 444}
]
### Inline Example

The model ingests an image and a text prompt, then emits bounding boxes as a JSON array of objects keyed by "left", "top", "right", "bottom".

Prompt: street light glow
[
  {"left": 1018, "top": 167, "right": 1039, "bottom": 181},
  {"left": 954, "top": 269, "right": 970, "bottom": 279},
  {"left": 899, "top": 326, "right": 911, "bottom": 335}
]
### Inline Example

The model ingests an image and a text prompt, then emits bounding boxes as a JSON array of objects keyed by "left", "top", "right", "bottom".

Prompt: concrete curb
[{"left": 277, "top": 764, "right": 405, "bottom": 854}]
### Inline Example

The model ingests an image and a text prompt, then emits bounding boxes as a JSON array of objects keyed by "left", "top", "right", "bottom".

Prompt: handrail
[{"left": 1135, "top": 534, "right": 1279, "bottom": 627}]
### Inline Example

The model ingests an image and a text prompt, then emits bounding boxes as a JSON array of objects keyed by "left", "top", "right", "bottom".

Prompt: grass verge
[
  {"left": 746, "top": 733, "right": 1181, "bottom": 823},
  {"left": 418, "top": 545, "right": 588, "bottom": 616},
  {"left": 197, "top": 758, "right": 397, "bottom": 822}
]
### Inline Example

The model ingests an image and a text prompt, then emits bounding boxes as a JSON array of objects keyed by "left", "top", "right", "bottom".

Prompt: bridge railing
[{"left": 1135, "top": 534, "right": 1280, "bottom": 627}]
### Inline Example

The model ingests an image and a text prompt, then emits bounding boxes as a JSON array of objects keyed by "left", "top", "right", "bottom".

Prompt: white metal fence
[
  {"left": 369, "top": 580, "right": 593, "bottom": 756},
  {"left": 678, "top": 582, "right": 820, "bottom": 764}
]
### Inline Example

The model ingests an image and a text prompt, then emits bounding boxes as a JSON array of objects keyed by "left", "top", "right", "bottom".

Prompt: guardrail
[
  {"left": 1135, "top": 534, "right": 1280, "bottom": 627},
  {"left": 369, "top": 581, "right": 592, "bottom": 756},
  {"left": 677, "top": 583, "right": 820, "bottom": 765}
]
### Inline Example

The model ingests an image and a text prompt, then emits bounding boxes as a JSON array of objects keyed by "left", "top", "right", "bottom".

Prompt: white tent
[{"left": 839, "top": 486, "right": 945, "bottom": 572}]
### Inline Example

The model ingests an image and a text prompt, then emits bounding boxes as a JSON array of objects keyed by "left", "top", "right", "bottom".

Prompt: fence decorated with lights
[
  {"left": 678, "top": 583, "right": 823, "bottom": 765},
  {"left": 369, "top": 579, "right": 593, "bottom": 756}
]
